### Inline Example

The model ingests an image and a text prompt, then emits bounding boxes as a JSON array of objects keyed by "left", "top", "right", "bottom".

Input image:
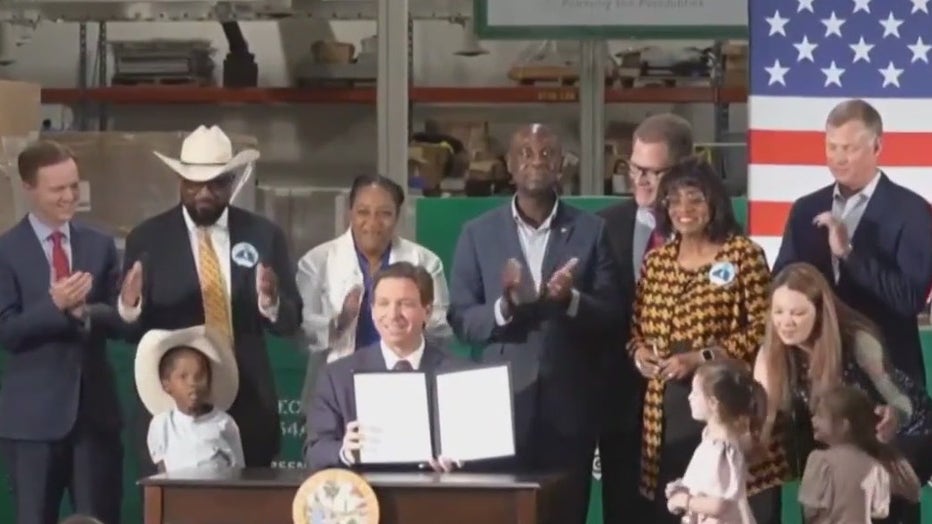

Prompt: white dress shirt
[
  {"left": 633, "top": 206, "right": 657, "bottom": 281},
  {"left": 494, "top": 198, "right": 580, "bottom": 325},
  {"left": 379, "top": 338, "right": 426, "bottom": 371},
  {"left": 831, "top": 171, "right": 881, "bottom": 281},
  {"left": 147, "top": 407, "right": 245, "bottom": 472},
  {"left": 118, "top": 206, "right": 278, "bottom": 323}
]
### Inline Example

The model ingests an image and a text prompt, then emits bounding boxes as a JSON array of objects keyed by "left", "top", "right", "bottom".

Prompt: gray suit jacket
[
  {"left": 304, "top": 342, "right": 466, "bottom": 472},
  {"left": 446, "top": 202, "right": 620, "bottom": 453},
  {"left": 0, "top": 217, "right": 124, "bottom": 440}
]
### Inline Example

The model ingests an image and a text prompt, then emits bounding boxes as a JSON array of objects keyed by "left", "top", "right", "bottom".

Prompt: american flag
[{"left": 748, "top": 0, "right": 932, "bottom": 266}]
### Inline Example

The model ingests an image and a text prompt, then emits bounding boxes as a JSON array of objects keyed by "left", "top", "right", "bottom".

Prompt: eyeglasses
[
  {"left": 623, "top": 160, "right": 674, "bottom": 180},
  {"left": 662, "top": 193, "right": 707, "bottom": 209}
]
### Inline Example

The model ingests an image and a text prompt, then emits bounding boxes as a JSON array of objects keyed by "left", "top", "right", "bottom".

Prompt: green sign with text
[{"left": 474, "top": 0, "right": 748, "bottom": 39}]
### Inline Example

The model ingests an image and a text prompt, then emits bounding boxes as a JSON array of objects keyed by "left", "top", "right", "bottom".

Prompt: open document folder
[{"left": 352, "top": 364, "right": 516, "bottom": 465}]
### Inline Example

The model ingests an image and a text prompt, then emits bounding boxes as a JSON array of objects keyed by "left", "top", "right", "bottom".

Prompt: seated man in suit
[
  {"left": 447, "top": 124, "right": 620, "bottom": 524},
  {"left": 304, "top": 261, "right": 467, "bottom": 473},
  {"left": 772, "top": 99, "right": 932, "bottom": 389}
]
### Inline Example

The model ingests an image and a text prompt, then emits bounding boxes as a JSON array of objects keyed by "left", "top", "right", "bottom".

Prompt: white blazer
[{"left": 295, "top": 229, "right": 453, "bottom": 362}]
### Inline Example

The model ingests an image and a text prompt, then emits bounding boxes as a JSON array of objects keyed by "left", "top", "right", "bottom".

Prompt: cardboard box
[
  {"left": 311, "top": 41, "right": 355, "bottom": 64},
  {"left": 0, "top": 80, "right": 40, "bottom": 137},
  {"left": 423, "top": 119, "right": 491, "bottom": 155},
  {"left": 722, "top": 41, "right": 748, "bottom": 87},
  {"left": 408, "top": 142, "right": 452, "bottom": 191},
  {"left": 0, "top": 80, "right": 42, "bottom": 231}
]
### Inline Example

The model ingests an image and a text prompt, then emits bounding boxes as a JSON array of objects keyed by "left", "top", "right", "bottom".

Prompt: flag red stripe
[
  {"left": 748, "top": 129, "right": 932, "bottom": 166},
  {"left": 748, "top": 201, "right": 792, "bottom": 237}
]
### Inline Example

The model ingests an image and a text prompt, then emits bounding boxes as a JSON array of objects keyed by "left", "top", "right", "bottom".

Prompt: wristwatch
[{"left": 700, "top": 348, "right": 715, "bottom": 362}]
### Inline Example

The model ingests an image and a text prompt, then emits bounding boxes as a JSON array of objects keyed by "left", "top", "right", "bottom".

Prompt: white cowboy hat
[
  {"left": 134, "top": 325, "right": 239, "bottom": 416},
  {"left": 153, "top": 125, "right": 260, "bottom": 183}
]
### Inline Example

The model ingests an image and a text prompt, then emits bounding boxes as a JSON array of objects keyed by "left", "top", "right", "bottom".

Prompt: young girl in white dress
[{"left": 665, "top": 358, "right": 764, "bottom": 524}]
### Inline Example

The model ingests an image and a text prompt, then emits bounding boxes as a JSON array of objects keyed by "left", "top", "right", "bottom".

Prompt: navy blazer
[
  {"left": 0, "top": 217, "right": 124, "bottom": 441},
  {"left": 303, "top": 342, "right": 466, "bottom": 472},
  {"left": 447, "top": 202, "right": 620, "bottom": 451},
  {"left": 773, "top": 174, "right": 932, "bottom": 386}
]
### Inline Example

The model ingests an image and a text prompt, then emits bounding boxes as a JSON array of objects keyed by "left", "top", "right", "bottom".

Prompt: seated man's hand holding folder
[{"left": 338, "top": 420, "right": 463, "bottom": 473}]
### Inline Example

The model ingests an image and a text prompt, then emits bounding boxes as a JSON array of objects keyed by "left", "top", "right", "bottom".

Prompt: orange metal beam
[{"left": 40, "top": 86, "right": 748, "bottom": 105}]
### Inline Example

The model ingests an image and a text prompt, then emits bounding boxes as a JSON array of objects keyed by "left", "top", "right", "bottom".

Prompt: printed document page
[
  {"left": 435, "top": 365, "right": 515, "bottom": 462},
  {"left": 353, "top": 372, "right": 433, "bottom": 464}
]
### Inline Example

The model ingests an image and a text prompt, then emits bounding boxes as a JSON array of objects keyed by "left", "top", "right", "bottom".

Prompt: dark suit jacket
[
  {"left": 0, "top": 217, "right": 123, "bottom": 441},
  {"left": 304, "top": 342, "right": 466, "bottom": 472},
  {"left": 596, "top": 200, "right": 643, "bottom": 433},
  {"left": 122, "top": 204, "right": 302, "bottom": 467},
  {"left": 447, "top": 202, "right": 620, "bottom": 455},
  {"left": 773, "top": 174, "right": 932, "bottom": 386}
]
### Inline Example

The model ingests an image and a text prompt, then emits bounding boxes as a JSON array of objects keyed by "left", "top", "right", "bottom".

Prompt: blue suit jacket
[
  {"left": 446, "top": 202, "right": 620, "bottom": 452},
  {"left": 303, "top": 342, "right": 466, "bottom": 472},
  {"left": 0, "top": 217, "right": 124, "bottom": 440},
  {"left": 773, "top": 174, "right": 932, "bottom": 386}
]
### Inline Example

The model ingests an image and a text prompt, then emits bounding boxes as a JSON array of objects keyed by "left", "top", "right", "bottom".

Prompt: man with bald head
[{"left": 448, "top": 124, "right": 620, "bottom": 523}]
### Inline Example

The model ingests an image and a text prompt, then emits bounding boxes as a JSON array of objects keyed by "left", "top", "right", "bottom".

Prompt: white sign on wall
[{"left": 476, "top": 0, "right": 748, "bottom": 39}]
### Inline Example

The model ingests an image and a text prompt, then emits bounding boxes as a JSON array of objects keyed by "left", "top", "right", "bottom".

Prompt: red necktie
[
  {"left": 49, "top": 231, "right": 71, "bottom": 281},
  {"left": 648, "top": 229, "right": 666, "bottom": 251}
]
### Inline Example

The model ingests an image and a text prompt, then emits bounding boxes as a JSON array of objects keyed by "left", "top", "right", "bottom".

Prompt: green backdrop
[{"left": 0, "top": 195, "right": 927, "bottom": 523}]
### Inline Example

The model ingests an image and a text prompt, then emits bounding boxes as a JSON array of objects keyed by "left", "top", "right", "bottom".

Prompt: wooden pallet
[
  {"left": 295, "top": 77, "right": 377, "bottom": 88},
  {"left": 508, "top": 65, "right": 616, "bottom": 86},
  {"left": 618, "top": 76, "right": 712, "bottom": 88},
  {"left": 111, "top": 75, "right": 212, "bottom": 86},
  {"left": 513, "top": 77, "right": 617, "bottom": 87}
]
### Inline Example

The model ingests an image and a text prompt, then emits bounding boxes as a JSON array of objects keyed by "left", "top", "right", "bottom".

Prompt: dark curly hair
[{"left": 654, "top": 160, "right": 741, "bottom": 243}]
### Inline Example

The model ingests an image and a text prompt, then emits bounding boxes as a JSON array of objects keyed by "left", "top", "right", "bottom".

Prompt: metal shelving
[
  {"left": 41, "top": 85, "right": 748, "bottom": 105},
  {"left": 46, "top": 0, "right": 743, "bottom": 195},
  {"left": 0, "top": 0, "right": 475, "bottom": 22}
]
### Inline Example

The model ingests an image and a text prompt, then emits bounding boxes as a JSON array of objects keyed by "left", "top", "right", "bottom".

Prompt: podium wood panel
[{"left": 140, "top": 468, "right": 565, "bottom": 524}]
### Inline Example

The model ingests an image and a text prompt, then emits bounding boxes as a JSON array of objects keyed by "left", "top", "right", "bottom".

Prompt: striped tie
[{"left": 197, "top": 228, "right": 233, "bottom": 343}]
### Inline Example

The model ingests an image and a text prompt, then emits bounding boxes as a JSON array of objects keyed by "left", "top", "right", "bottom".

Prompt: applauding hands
[
  {"left": 50, "top": 272, "right": 93, "bottom": 319},
  {"left": 500, "top": 256, "right": 579, "bottom": 317}
]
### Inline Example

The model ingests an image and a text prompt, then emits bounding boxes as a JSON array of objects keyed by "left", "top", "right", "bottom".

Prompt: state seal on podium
[{"left": 292, "top": 468, "right": 380, "bottom": 524}]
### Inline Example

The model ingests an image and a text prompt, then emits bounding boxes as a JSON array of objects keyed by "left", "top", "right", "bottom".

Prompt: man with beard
[
  {"left": 117, "top": 125, "right": 302, "bottom": 474},
  {"left": 447, "top": 124, "right": 619, "bottom": 524},
  {"left": 595, "top": 113, "right": 695, "bottom": 524}
]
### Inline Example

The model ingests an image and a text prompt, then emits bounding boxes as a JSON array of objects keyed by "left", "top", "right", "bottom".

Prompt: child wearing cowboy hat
[{"left": 135, "top": 325, "right": 244, "bottom": 472}]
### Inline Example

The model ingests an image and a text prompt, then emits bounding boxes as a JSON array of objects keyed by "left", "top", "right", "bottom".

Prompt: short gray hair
[{"left": 826, "top": 99, "right": 883, "bottom": 143}]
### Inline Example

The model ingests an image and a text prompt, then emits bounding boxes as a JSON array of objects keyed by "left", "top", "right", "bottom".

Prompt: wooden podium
[{"left": 140, "top": 468, "right": 568, "bottom": 524}]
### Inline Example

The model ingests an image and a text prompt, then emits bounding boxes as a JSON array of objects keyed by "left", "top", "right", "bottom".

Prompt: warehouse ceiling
[{"left": 0, "top": 0, "right": 472, "bottom": 22}]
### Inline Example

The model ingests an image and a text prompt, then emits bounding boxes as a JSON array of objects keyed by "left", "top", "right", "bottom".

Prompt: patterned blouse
[{"left": 629, "top": 234, "right": 788, "bottom": 498}]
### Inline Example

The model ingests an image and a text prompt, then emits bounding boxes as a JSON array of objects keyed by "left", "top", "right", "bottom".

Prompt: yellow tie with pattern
[{"left": 197, "top": 228, "right": 233, "bottom": 343}]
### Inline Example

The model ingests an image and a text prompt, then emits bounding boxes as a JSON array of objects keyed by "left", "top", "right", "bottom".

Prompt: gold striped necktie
[{"left": 197, "top": 227, "right": 233, "bottom": 343}]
